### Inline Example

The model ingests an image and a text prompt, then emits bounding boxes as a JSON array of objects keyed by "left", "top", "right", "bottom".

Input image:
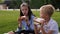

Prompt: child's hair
[
  {"left": 20, "top": 3, "right": 34, "bottom": 20},
  {"left": 40, "top": 4, "right": 55, "bottom": 17},
  {"left": 20, "top": 3, "right": 28, "bottom": 8}
]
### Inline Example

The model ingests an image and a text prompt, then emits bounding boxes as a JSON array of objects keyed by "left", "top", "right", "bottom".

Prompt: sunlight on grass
[{"left": 0, "top": 10, "right": 60, "bottom": 34}]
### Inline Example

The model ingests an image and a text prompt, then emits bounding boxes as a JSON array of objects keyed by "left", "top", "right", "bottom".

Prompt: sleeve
[
  {"left": 49, "top": 22, "right": 58, "bottom": 31},
  {"left": 15, "top": 27, "right": 22, "bottom": 33},
  {"left": 30, "top": 21, "right": 34, "bottom": 30},
  {"left": 30, "top": 15, "right": 35, "bottom": 30},
  {"left": 32, "top": 15, "right": 35, "bottom": 19}
]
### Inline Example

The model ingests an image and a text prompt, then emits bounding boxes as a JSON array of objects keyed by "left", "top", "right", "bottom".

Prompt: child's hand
[
  {"left": 20, "top": 16, "right": 26, "bottom": 20},
  {"left": 24, "top": 16, "right": 29, "bottom": 22},
  {"left": 21, "top": 16, "right": 29, "bottom": 25},
  {"left": 18, "top": 16, "right": 28, "bottom": 21},
  {"left": 18, "top": 16, "right": 29, "bottom": 26},
  {"left": 20, "top": 16, "right": 29, "bottom": 21},
  {"left": 24, "top": 16, "right": 30, "bottom": 26},
  {"left": 33, "top": 18, "right": 45, "bottom": 26},
  {"left": 39, "top": 19, "right": 46, "bottom": 27}
]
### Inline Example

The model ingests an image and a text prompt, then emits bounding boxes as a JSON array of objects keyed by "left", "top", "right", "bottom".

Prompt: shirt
[
  {"left": 43, "top": 18, "right": 58, "bottom": 34},
  {"left": 16, "top": 15, "right": 35, "bottom": 32}
]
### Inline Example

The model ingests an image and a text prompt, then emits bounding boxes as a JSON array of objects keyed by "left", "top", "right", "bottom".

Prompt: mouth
[{"left": 23, "top": 13, "right": 27, "bottom": 16}]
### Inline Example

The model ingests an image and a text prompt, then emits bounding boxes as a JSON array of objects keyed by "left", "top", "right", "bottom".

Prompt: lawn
[{"left": 0, "top": 10, "right": 60, "bottom": 34}]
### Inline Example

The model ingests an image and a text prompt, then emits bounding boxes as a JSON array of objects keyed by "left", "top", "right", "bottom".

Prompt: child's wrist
[{"left": 18, "top": 27, "right": 22, "bottom": 29}]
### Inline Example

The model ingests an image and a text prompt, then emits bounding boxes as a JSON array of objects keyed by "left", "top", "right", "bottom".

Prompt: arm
[
  {"left": 34, "top": 24, "right": 38, "bottom": 34},
  {"left": 33, "top": 17, "right": 40, "bottom": 34},
  {"left": 24, "top": 16, "right": 30, "bottom": 27},
  {"left": 41, "top": 22, "right": 58, "bottom": 34},
  {"left": 26, "top": 21, "right": 30, "bottom": 27},
  {"left": 40, "top": 26, "right": 53, "bottom": 34},
  {"left": 40, "top": 20, "right": 53, "bottom": 34},
  {"left": 18, "top": 17, "right": 22, "bottom": 28}
]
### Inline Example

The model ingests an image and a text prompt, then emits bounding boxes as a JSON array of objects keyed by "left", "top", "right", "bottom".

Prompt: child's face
[
  {"left": 40, "top": 11, "right": 48, "bottom": 20},
  {"left": 21, "top": 6, "right": 28, "bottom": 16}
]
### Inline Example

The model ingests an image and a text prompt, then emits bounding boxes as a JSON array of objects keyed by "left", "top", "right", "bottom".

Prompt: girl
[{"left": 8, "top": 3, "right": 35, "bottom": 34}]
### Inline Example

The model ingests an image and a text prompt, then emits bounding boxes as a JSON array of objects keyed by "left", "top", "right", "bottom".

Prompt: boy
[{"left": 34, "top": 5, "right": 58, "bottom": 34}]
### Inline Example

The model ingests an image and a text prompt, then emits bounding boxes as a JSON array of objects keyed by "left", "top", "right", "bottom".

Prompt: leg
[{"left": 8, "top": 31, "right": 15, "bottom": 34}]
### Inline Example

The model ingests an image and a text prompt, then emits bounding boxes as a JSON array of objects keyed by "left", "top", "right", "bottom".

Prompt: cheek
[
  {"left": 26, "top": 11, "right": 28, "bottom": 14},
  {"left": 40, "top": 13, "right": 43, "bottom": 17},
  {"left": 40, "top": 14, "right": 46, "bottom": 19},
  {"left": 24, "top": 9, "right": 28, "bottom": 15},
  {"left": 21, "top": 7, "right": 28, "bottom": 15},
  {"left": 22, "top": 10, "right": 25, "bottom": 14},
  {"left": 22, "top": 10, "right": 28, "bottom": 15},
  {"left": 40, "top": 15, "right": 44, "bottom": 18}
]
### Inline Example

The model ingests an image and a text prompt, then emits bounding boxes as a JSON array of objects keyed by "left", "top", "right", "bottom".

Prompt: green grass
[
  {"left": 0, "top": 10, "right": 19, "bottom": 34},
  {"left": 0, "top": 10, "right": 60, "bottom": 34}
]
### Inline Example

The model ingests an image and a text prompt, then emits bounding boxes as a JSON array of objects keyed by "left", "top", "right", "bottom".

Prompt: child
[
  {"left": 16, "top": 3, "right": 35, "bottom": 34},
  {"left": 8, "top": 3, "right": 35, "bottom": 34},
  {"left": 34, "top": 5, "right": 58, "bottom": 34}
]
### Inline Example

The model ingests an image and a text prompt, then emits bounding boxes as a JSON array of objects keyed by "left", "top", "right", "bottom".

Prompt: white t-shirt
[{"left": 43, "top": 18, "right": 58, "bottom": 34}]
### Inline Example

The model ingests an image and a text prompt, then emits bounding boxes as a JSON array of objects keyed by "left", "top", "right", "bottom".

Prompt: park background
[{"left": 0, "top": 0, "right": 60, "bottom": 34}]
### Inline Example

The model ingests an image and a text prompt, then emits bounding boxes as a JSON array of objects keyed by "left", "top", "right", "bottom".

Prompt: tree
[
  {"left": 0, "top": 0, "right": 4, "bottom": 3},
  {"left": 3, "top": 0, "right": 60, "bottom": 9},
  {"left": 6, "top": 0, "right": 21, "bottom": 9},
  {"left": 50, "top": 0, "right": 60, "bottom": 9}
]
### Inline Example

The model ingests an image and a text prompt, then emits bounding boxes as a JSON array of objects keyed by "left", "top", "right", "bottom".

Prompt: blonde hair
[
  {"left": 40, "top": 4, "right": 55, "bottom": 17},
  {"left": 20, "top": 3, "right": 28, "bottom": 8}
]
